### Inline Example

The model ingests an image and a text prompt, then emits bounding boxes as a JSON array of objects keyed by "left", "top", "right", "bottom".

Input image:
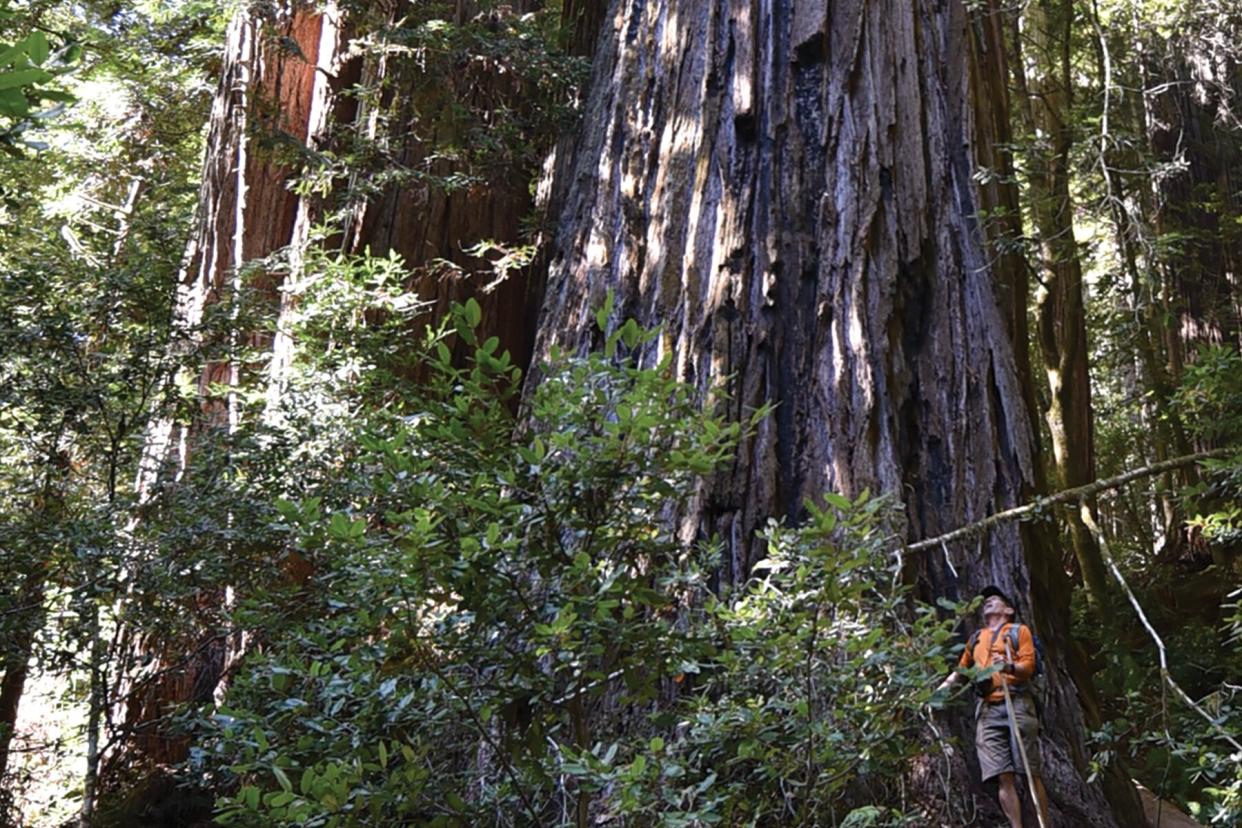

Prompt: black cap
[{"left": 979, "top": 585, "right": 1015, "bottom": 608}]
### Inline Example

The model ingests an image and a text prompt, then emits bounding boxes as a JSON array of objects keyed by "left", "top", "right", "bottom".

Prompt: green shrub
[{"left": 186, "top": 304, "right": 958, "bottom": 827}]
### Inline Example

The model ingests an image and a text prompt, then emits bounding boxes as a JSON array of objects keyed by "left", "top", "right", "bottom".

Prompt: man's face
[{"left": 982, "top": 595, "right": 1013, "bottom": 620}]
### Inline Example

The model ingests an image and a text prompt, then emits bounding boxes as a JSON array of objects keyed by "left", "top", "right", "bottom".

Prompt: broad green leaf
[
  {"left": 0, "top": 68, "right": 52, "bottom": 90},
  {"left": 272, "top": 765, "right": 293, "bottom": 793},
  {"left": 463, "top": 297, "right": 481, "bottom": 328},
  {"left": 328, "top": 512, "right": 351, "bottom": 539},
  {"left": 824, "top": 492, "right": 851, "bottom": 510},
  {"left": 0, "top": 44, "right": 22, "bottom": 69},
  {"left": 25, "top": 32, "right": 48, "bottom": 65},
  {"left": 268, "top": 791, "right": 295, "bottom": 807},
  {"left": 0, "top": 87, "right": 27, "bottom": 117}
]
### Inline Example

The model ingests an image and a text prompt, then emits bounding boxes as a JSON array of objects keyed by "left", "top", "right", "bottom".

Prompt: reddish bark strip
[{"left": 114, "top": 0, "right": 605, "bottom": 800}]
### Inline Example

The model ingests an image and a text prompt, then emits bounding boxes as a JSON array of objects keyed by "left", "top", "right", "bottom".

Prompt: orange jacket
[{"left": 958, "top": 622, "right": 1036, "bottom": 703}]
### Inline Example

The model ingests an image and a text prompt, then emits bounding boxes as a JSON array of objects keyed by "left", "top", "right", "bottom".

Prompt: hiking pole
[{"left": 1002, "top": 640, "right": 1048, "bottom": 828}]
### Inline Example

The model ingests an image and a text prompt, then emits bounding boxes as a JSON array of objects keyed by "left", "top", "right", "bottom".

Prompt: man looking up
[{"left": 938, "top": 586, "right": 1052, "bottom": 828}]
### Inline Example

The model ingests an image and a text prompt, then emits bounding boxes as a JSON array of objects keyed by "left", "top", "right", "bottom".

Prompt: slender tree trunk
[
  {"left": 77, "top": 602, "right": 103, "bottom": 828},
  {"left": 533, "top": 0, "right": 1145, "bottom": 824},
  {"left": 0, "top": 441, "right": 68, "bottom": 786},
  {"left": 72, "top": 168, "right": 149, "bottom": 828},
  {"left": 1008, "top": 0, "right": 1112, "bottom": 609},
  {"left": 0, "top": 575, "right": 42, "bottom": 782}
]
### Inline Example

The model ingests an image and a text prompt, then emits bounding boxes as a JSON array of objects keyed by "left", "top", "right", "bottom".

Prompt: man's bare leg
[
  {"left": 1032, "top": 774, "right": 1051, "bottom": 826},
  {"left": 997, "top": 772, "right": 1024, "bottom": 828}
]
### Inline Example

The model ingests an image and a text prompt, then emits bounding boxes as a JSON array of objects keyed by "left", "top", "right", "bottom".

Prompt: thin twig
[{"left": 423, "top": 657, "right": 543, "bottom": 823}]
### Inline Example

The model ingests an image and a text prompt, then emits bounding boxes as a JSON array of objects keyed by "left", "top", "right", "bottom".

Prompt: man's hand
[
  {"left": 990, "top": 653, "right": 1012, "bottom": 673},
  {"left": 928, "top": 678, "right": 959, "bottom": 709},
  {"left": 938, "top": 671, "right": 963, "bottom": 693},
  {"left": 931, "top": 671, "right": 961, "bottom": 707}
]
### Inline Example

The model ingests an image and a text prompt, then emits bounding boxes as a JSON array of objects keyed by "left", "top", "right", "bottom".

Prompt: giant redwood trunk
[
  {"left": 139, "top": 0, "right": 574, "bottom": 495},
  {"left": 533, "top": 0, "right": 1144, "bottom": 824},
  {"left": 114, "top": 8, "right": 338, "bottom": 781}
]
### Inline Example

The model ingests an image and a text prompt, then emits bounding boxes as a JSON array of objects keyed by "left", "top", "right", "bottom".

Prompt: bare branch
[{"left": 905, "top": 447, "right": 1236, "bottom": 554}]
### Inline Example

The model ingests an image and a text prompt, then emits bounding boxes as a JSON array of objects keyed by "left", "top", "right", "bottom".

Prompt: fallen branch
[{"left": 905, "top": 447, "right": 1236, "bottom": 554}]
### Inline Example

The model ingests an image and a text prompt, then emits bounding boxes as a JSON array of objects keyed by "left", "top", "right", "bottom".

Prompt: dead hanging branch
[
  {"left": 904, "top": 447, "right": 1237, "bottom": 554},
  {"left": 1078, "top": 504, "right": 1242, "bottom": 754}
]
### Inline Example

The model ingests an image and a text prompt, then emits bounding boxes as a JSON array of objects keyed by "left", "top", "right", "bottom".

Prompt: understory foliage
[
  {"left": 157, "top": 297, "right": 960, "bottom": 827},
  {"left": 0, "top": 0, "right": 79, "bottom": 151},
  {"left": 1082, "top": 347, "right": 1242, "bottom": 826},
  {"left": 0, "top": 2, "right": 219, "bottom": 823}
]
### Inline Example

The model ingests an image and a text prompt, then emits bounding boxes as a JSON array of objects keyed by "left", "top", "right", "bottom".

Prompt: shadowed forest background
[{"left": 0, "top": 0, "right": 1240, "bottom": 825}]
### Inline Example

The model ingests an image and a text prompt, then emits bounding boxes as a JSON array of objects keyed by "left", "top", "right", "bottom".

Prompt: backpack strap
[
  {"left": 966, "top": 628, "right": 982, "bottom": 665},
  {"left": 1006, "top": 624, "right": 1035, "bottom": 694},
  {"left": 1008, "top": 623, "right": 1022, "bottom": 656}
]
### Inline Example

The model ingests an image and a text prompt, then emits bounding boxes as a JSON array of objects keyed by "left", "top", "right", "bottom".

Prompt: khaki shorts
[{"left": 975, "top": 694, "right": 1041, "bottom": 782}]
